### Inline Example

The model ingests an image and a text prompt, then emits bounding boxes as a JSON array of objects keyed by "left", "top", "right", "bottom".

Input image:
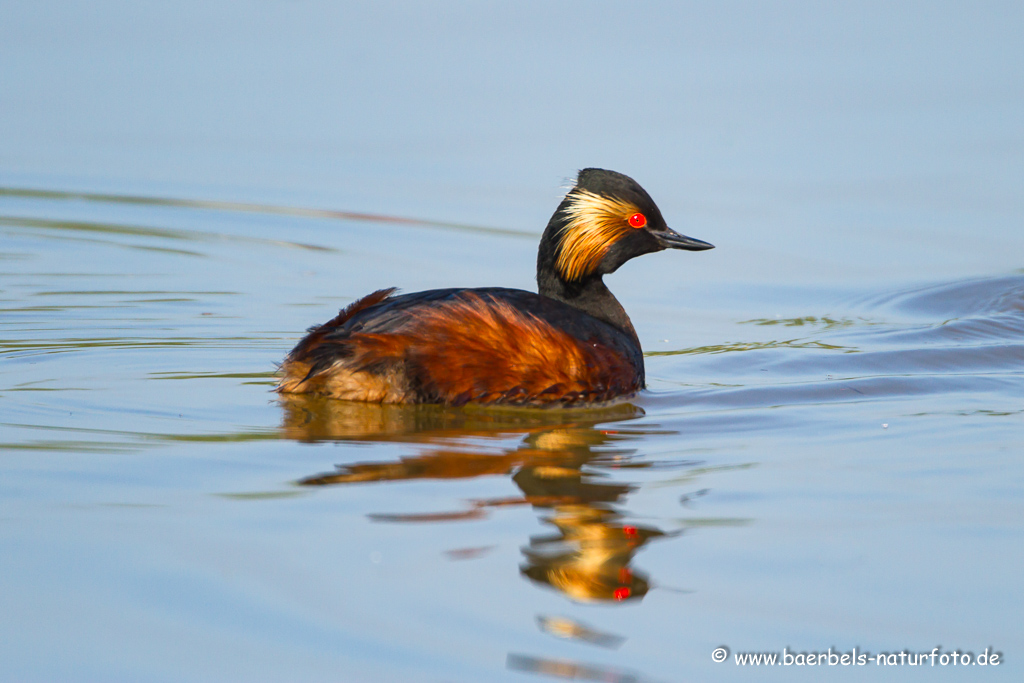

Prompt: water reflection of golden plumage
[{"left": 280, "top": 395, "right": 688, "bottom": 603}]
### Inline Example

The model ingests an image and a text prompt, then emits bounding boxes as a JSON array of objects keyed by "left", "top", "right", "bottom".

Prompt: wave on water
[{"left": 651, "top": 275, "right": 1024, "bottom": 417}]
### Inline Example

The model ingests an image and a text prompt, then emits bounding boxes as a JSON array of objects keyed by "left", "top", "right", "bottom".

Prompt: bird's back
[{"left": 278, "top": 287, "right": 643, "bottom": 406}]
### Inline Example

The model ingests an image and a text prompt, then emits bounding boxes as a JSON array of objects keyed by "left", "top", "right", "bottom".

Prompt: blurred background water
[{"left": 1, "top": 1, "right": 1022, "bottom": 681}]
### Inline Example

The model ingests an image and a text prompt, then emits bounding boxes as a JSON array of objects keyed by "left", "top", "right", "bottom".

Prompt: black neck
[{"left": 536, "top": 255, "right": 640, "bottom": 348}]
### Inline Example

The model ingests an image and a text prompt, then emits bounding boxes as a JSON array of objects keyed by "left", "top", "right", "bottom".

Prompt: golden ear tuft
[{"left": 555, "top": 190, "right": 641, "bottom": 281}]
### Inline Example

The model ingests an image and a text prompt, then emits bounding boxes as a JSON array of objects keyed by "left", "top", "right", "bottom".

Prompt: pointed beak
[{"left": 654, "top": 227, "right": 715, "bottom": 251}]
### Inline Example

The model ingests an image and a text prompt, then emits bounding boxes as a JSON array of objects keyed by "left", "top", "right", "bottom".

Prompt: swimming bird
[{"left": 278, "top": 168, "right": 713, "bottom": 406}]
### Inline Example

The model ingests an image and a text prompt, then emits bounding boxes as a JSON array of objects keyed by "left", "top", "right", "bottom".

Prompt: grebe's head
[{"left": 540, "top": 168, "right": 713, "bottom": 284}]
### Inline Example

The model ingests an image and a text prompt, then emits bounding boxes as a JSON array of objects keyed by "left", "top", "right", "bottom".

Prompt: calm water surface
[
  {"left": 2, "top": 187, "right": 1021, "bottom": 682},
  {"left": 2, "top": 3, "right": 1023, "bottom": 682}
]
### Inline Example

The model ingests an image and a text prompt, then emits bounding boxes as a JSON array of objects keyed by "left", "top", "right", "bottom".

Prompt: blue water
[{"left": 2, "top": 2, "right": 1022, "bottom": 681}]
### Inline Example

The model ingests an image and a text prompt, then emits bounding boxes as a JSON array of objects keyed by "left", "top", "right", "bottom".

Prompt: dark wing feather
[{"left": 280, "top": 287, "right": 643, "bottom": 405}]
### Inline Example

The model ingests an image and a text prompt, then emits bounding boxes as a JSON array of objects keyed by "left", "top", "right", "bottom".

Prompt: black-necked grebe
[{"left": 278, "top": 168, "right": 713, "bottom": 406}]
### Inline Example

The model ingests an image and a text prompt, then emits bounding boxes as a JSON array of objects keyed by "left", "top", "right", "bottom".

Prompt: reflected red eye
[
  {"left": 628, "top": 213, "right": 647, "bottom": 228},
  {"left": 614, "top": 587, "right": 631, "bottom": 601}
]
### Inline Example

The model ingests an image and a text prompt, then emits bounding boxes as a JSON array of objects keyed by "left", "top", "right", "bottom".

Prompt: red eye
[{"left": 628, "top": 213, "right": 647, "bottom": 228}]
